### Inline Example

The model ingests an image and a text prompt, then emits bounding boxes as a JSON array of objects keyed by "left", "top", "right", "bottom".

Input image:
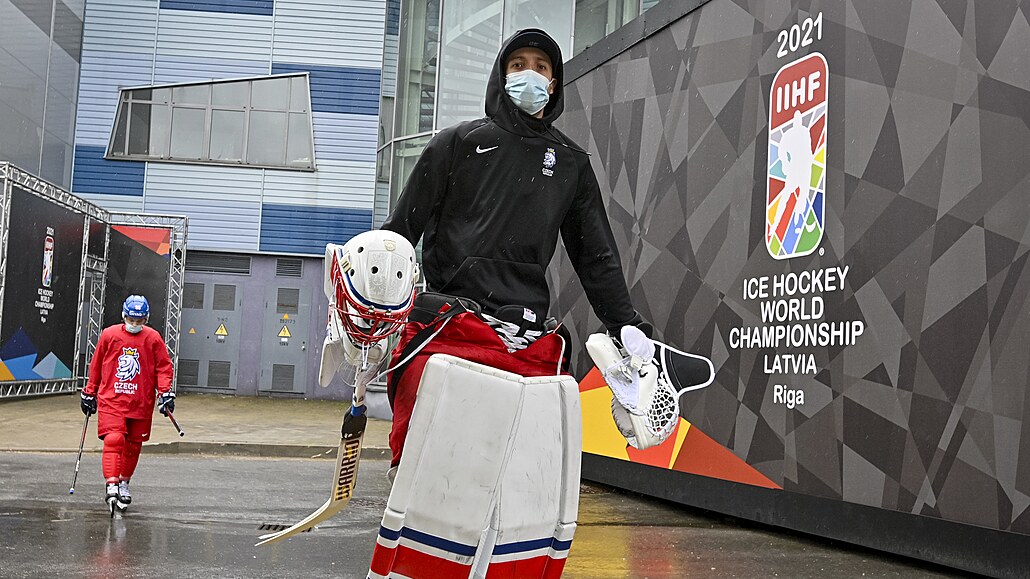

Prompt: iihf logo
[
  {"left": 116, "top": 347, "right": 141, "bottom": 381},
  {"left": 766, "top": 52, "right": 827, "bottom": 260},
  {"left": 542, "top": 147, "right": 556, "bottom": 177},
  {"left": 42, "top": 235, "right": 54, "bottom": 287}
]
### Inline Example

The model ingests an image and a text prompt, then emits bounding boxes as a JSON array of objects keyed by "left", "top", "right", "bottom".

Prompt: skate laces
[
  {"left": 106, "top": 483, "right": 118, "bottom": 496},
  {"left": 118, "top": 481, "right": 130, "bottom": 498}
]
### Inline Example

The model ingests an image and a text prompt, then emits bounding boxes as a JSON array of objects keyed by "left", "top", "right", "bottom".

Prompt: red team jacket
[{"left": 84, "top": 324, "right": 174, "bottom": 419}]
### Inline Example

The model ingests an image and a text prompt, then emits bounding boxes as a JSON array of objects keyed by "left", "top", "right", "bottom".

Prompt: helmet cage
[{"left": 330, "top": 254, "right": 415, "bottom": 347}]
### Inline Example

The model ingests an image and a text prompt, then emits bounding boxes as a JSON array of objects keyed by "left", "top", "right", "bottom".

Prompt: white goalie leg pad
[
  {"left": 368, "top": 354, "right": 580, "bottom": 579},
  {"left": 481, "top": 368, "right": 580, "bottom": 577}
]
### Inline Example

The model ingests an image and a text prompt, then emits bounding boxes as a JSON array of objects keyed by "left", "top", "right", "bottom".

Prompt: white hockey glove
[{"left": 585, "top": 326, "right": 677, "bottom": 449}]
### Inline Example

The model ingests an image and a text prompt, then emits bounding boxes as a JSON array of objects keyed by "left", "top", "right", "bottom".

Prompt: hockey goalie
[{"left": 289, "top": 26, "right": 657, "bottom": 579}]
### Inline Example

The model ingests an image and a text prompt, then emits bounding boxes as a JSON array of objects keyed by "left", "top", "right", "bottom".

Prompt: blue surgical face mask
[
  {"left": 125, "top": 322, "right": 144, "bottom": 334},
  {"left": 505, "top": 69, "right": 553, "bottom": 115}
]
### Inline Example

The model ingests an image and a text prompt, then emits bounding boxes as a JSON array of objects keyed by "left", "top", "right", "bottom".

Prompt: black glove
[
  {"left": 80, "top": 392, "right": 97, "bottom": 416},
  {"left": 157, "top": 392, "right": 176, "bottom": 416},
  {"left": 606, "top": 313, "right": 653, "bottom": 340}
]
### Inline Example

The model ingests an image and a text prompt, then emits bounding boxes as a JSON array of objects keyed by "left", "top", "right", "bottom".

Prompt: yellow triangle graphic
[
  {"left": 278, "top": 326, "right": 292, "bottom": 338},
  {"left": 215, "top": 323, "right": 229, "bottom": 336},
  {"left": 282, "top": 313, "right": 290, "bottom": 320},
  {"left": 188, "top": 328, "right": 196, "bottom": 334}
]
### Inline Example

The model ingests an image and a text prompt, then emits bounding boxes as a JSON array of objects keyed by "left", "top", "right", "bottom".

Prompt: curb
[{"left": 2, "top": 443, "right": 392, "bottom": 460}]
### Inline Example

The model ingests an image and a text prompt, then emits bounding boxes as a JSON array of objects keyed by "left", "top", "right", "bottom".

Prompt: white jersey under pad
[{"left": 368, "top": 354, "right": 582, "bottom": 579}]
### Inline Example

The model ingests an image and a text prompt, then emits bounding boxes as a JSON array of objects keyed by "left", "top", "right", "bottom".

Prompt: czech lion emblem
[{"left": 116, "top": 347, "right": 141, "bottom": 381}]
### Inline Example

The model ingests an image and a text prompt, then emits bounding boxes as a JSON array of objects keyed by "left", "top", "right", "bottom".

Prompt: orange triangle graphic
[
  {"left": 670, "top": 427, "right": 780, "bottom": 489},
  {"left": 0, "top": 361, "right": 14, "bottom": 381},
  {"left": 112, "top": 225, "right": 171, "bottom": 256}
]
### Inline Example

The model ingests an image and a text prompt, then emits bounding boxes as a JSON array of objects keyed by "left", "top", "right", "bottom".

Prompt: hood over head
[{"left": 486, "top": 28, "right": 565, "bottom": 136}]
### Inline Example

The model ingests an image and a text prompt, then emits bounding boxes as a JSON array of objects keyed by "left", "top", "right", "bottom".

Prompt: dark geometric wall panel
[{"left": 553, "top": 0, "right": 1030, "bottom": 549}]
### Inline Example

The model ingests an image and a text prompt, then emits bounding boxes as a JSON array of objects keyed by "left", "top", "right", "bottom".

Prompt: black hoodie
[{"left": 383, "top": 29, "right": 637, "bottom": 331}]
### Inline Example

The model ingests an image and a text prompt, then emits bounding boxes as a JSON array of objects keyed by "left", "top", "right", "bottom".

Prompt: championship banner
[
  {"left": 103, "top": 225, "right": 172, "bottom": 336},
  {"left": 0, "top": 186, "right": 85, "bottom": 381}
]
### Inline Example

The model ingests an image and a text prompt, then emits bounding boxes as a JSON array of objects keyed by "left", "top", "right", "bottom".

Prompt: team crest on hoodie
[{"left": 542, "top": 147, "right": 556, "bottom": 177}]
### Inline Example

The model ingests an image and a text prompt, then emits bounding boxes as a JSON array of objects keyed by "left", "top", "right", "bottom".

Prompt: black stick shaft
[
  {"left": 69, "top": 414, "right": 89, "bottom": 493},
  {"left": 166, "top": 412, "right": 185, "bottom": 437}
]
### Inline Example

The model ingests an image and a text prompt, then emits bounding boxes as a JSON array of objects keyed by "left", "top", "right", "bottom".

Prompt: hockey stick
[
  {"left": 165, "top": 411, "right": 185, "bottom": 437},
  {"left": 69, "top": 414, "right": 90, "bottom": 495},
  {"left": 256, "top": 362, "right": 380, "bottom": 546}
]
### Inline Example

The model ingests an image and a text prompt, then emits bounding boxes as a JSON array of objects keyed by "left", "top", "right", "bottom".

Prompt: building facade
[{"left": 0, "top": 0, "right": 84, "bottom": 188}]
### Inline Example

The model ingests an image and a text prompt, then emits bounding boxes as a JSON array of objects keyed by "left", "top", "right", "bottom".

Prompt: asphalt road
[{"left": 0, "top": 452, "right": 967, "bottom": 578}]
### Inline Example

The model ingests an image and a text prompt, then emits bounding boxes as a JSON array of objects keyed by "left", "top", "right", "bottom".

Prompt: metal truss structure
[
  {"left": 108, "top": 212, "right": 188, "bottom": 391},
  {"left": 0, "top": 163, "right": 187, "bottom": 399}
]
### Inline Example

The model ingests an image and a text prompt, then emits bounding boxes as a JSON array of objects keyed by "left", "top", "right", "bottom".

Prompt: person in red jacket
[{"left": 79, "top": 295, "right": 174, "bottom": 510}]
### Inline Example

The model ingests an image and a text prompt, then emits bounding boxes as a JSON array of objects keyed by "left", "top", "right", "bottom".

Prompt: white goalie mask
[{"left": 326, "top": 231, "right": 419, "bottom": 348}]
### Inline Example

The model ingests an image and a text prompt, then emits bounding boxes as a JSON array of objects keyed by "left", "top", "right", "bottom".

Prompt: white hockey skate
[{"left": 106, "top": 483, "right": 128, "bottom": 517}]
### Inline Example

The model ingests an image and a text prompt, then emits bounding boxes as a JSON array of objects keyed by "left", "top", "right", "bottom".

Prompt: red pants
[
  {"left": 386, "top": 312, "right": 568, "bottom": 466},
  {"left": 97, "top": 411, "right": 152, "bottom": 482}
]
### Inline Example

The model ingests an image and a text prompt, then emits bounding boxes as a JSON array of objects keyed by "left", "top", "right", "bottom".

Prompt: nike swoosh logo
[{"left": 476, "top": 145, "right": 498, "bottom": 154}]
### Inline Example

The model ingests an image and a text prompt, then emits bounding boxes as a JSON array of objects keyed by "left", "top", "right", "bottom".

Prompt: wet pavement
[{"left": 0, "top": 394, "right": 971, "bottom": 578}]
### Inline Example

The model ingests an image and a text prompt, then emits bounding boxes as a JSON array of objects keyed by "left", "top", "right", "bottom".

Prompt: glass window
[
  {"left": 390, "top": 135, "right": 432, "bottom": 259},
  {"left": 170, "top": 107, "right": 206, "bottom": 160},
  {"left": 212, "top": 82, "right": 248, "bottom": 107},
  {"left": 289, "top": 76, "right": 310, "bottom": 111},
  {"left": 390, "top": 134, "right": 432, "bottom": 208},
  {"left": 394, "top": 0, "right": 441, "bottom": 137},
  {"left": 503, "top": 1, "right": 573, "bottom": 61},
  {"left": 149, "top": 105, "right": 170, "bottom": 158},
  {"left": 107, "top": 74, "right": 314, "bottom": 170},
  {"left": 172, "top": 84, "right": 210, "bottom": 105},
  {"left": 286, "top": 112, "right": 312, "bottom": 166},
  {"left": 127, "top": 103, "right": 153, "bottom": 155},
  {"left": 248, "top": 110, "right": 287, "bottom": 166},
  {"left": 110, "top": 104, "right": 128, "bottom": 155},
  {"left": 210, "top": 110, "right": 245, "bottom": 162},
  {"left": 574, "top": 0, "right": 639, "bottom": 56},
  {"left": 252, "top": 77, "right": 289, "bottom": 110},
  {"left": 437, "top": 0, "right": 502, "bottom": 129}
]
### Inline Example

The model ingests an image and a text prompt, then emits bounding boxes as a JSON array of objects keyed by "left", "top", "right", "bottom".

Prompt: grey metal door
[
  {"left": 258, "top": 285, "right": 310, "bottom": 393},
  {"left": 178, "top": 282, "right": 241, "bottom": 392}
]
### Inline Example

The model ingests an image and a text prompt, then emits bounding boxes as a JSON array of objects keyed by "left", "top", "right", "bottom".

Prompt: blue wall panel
[
  {"left": 272, "top": 62, "right": 380, "bottom": 116},
  {"left": 260, "top": 203, "right": 372, "bottom": 254},
  {"left": 71, "top": 144, "right": 144, "bottom": 196},
  {"left": 159, "top": 0, "right": 273, "bottom": 16}
]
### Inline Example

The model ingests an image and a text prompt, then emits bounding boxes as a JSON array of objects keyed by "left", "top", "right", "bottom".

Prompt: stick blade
[
  {"left": 255, "top": 427, "right": 364, "bottom": 547},
  {"left": 255, "top": 498, "right": 346, "bottom": 545}
]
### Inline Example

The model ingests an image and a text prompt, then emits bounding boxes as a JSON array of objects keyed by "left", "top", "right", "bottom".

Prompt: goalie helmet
[{"left": 326, "top": 230, "right": 419, "bottom": 348}]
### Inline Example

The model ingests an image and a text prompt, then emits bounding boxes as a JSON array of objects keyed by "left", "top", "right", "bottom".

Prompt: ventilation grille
[
  {"left": 276, "top": 258, "right": 303, "bottom": 277},
  {"left": 208, "top": 361, "right": 231, "bottom": 388},
  {"left": 276, "top": 288, "right": 300, "bottom": 315},
  {"left": 183, "top": 283, "right": 204, "bottom": 309},
  {"left": 178, "top": 359, "right": 199, "bottom": 386},
  {"left": 185, "top": 251, "right": 251, "bottom": 275},
  {"left": 213, "top": 284, "right": 236, "bottom": 311},
  {"left": 272, "top": 364, "right": 295, "bottom": 390}
]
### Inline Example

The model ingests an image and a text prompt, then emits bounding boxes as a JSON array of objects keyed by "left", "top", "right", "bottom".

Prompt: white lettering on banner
[
  {"left": 773, "top": 384, "right": 805, "bottom": 409},
  {"left": 732, "top": 265, "right": 865, "bottom": 402}
]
